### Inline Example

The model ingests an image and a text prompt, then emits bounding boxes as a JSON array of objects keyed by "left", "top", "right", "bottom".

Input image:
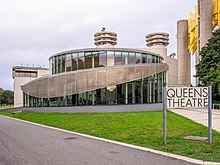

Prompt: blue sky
[{"left": 0, "top": 0, "right": 196, "bottom": 90}]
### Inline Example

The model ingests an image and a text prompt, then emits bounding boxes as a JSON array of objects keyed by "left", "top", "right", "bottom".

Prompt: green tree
[
  {"left": 1, "top": 90, "right": 14, "bottom": 105},
  {"left": 196, "top": 27, "right": 220, "bottom": 101}
]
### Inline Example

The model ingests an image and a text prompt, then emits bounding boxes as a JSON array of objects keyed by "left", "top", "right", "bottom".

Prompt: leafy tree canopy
[
  {"left": 196, "top": 27, "right": 220, "bottom": 101},
  {"left": 0, "top": 88, "right": 14, "bottom": 105}
]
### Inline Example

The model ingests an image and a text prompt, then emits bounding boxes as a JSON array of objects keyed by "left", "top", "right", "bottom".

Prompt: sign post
[
  {"left": 164, "top": 86, "right": 212, "bottom": 145},
  {"left": 163, "top": 83, "right": 167, "bottom": 145},
  {"left": 208, "top": 85, "right": 212, "bottom": 145}
]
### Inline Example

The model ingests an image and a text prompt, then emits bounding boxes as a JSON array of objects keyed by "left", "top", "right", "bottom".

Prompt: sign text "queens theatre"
[{"left": 166, "top": 87, "right": 208, "bottom": 108}]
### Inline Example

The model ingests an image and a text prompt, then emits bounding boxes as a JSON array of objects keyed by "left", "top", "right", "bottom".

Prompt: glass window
[
  {"left": 135, "top": 80, "right": 141, "bottom": 103},
  {"left": 136, "top": 53, "right": 141, "bottom": 64},
  {"left": 15, "top": 71, "right": 37, "bottom": 77},
  {"left": 142, "top": 54, "right": 147, "bottom": 63},
  {"left": 65, "top": 54, "right": 72, "bottom": 72},
  {"left": 72, "top": 53, "right": 78, "bottom": 71},
  {"left": 94, "top": 53, "right": 99, "bottom": 68},
  {"left": 114, "top": 51, "right": 122, "bottom": 65},
  {"left": 78, "top": 52, "right": 84, "bottom": 70},
  {"left": 147, "top": 54, "right": 152, "bottom": 63},
  {"left": 117, "top": 84, "right": 126, "bottom": 104},
  {"left": 155, "top": 56, "right": 158, "bottom": 63},
  {"left": 122, "top": 52, "right": 128, "bottom": 65},
  {"left": 52, "top": 58, "right": 55, "bottom": 74},
  {"left": 152, "top": 55, "right": 156, "bottom": 63},
  {"left": 91, "top": 51, "right": 98, "bottom": 68},
  {"left": 128, "top": 52, "right": 135, "bottom": 64},
  {"left": 61, "top": 55, "right": 65, "bottom": 73},
  {"left": 107, "top": 51, "right": 114, "bottom": 66},
  {"left": 85, "top": 52, "right": 92, "bottom": 69},
  {"left": 78, "top": 92, "right": 87, "bottom": 105},
  {"left": 54, "top": 57, "right": 57, "bottom": 74},
  {"left": 57, "top": 55, "right": 63, "bottom": 73},
  {"left": 99, "top": 51, "right": 107, "bottom": 67}
]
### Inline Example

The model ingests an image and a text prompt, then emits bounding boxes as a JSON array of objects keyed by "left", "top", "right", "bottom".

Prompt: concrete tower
[
  {"left": 94, "top": 28, "right": 117, "bottom": 47},
  {"left": 146, "top": 32, "right": 178, "bottom": 85},
  {"left": 177, "top": 20, "right": 191, "bottom": 86},
  {"left": 146, "top": 32, "right": 169, "bottom": 60},
  {"left": 199, "top": 0, "right": 213, "bottom": 51}
]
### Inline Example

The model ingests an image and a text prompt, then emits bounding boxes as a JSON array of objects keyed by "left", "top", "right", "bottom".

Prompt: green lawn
[{"left": 1, "top": 110, "right": 220, "bottom": 162}]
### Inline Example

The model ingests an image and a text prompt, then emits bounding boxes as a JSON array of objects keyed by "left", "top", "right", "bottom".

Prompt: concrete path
[
  {"left": 170, "top": 108, "right": 220, "bottom": 132},
  {"left": 0, "top": 115, "right": 197, "bottom": 165}
]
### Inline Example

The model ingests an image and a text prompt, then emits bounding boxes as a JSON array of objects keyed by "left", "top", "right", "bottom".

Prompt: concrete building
[
  {"left": 146, "top": 32, "right": 178, "bottom": 85},
  {"left": 20, "top": 29, "right": 168, "bottom": 107},
  {"left": 12, "top": 66, "right": 49, "bottom": 107},
  {"left": 178, "top": 0, "right": 219, "bottom": 86}
]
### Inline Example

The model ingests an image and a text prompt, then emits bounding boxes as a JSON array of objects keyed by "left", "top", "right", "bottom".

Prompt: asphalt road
[{"left": 0, "top": 116, "right": 197, "bottom": 165}]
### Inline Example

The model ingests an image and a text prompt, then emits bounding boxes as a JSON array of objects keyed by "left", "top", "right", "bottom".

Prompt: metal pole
[
  {"left": 163, "top": 83, "right": 167, "bottom": 145},
  {"left": 208, "top": 85, "right": 212, "bottom": 145}
]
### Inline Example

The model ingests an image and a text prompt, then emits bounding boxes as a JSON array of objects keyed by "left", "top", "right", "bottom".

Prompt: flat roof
[{"left": 12, "top": 66, "right": 49, "bottom": 71}]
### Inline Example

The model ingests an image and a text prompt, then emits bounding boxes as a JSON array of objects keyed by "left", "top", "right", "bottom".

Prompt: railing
[
  {"left": 212, "top": 104, "right": 220, "bottom": 110},
  {"left": 0, "top": 105, "right": 14, "bottom": 109}
]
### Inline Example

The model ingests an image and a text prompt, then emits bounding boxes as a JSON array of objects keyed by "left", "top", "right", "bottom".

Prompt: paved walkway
[{"left": 170, "top": 108, "right": 220, "bottom": 132}]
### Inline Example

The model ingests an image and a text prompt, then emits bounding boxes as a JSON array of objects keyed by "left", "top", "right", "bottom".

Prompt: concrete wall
[
  {"left": 166, "top": 57, "right": 178, "bottom": 85},
  {"left": 146, "top": 46, "right": 178, "bottom": 85},
  {"left": 14, "top": 77, "right": 37, "bottom": 107},
  {"left": 177, "top": 20, "right": 191, "bottom": 86},
  {"left": 13, "top": 67, "right": 49, "bottom": 107}
]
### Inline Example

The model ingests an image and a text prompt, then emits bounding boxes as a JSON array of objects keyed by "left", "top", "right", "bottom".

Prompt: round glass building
[{"left": 22, "top": 29, "right": 168, "bottom": 107}]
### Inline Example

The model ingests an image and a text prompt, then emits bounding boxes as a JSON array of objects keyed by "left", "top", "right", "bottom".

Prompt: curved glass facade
[
  {"left": 49, "top": 50, "right": 163, "bottom": 75},
  {"left": 23, "top": 48, "right": 166, "bottom": 107},
  {"left": 24, "top": 72, "right": 165, "bottom": 107}
]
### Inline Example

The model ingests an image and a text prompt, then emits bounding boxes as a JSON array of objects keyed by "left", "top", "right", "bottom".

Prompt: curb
[{"left": 1, "top": 115, "right": 220, "bottom": 165}]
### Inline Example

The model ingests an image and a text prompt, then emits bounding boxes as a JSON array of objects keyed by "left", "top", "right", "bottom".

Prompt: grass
[{"left": 1, "top": 110, "right": 220, "bottom": 162}]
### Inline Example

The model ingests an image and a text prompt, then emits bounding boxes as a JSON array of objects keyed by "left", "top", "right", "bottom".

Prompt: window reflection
[
  {"left": 147, "top": 54, "right": 152, "bottom": 63},
  {"left": 129, "top": 52, "right": 135, "bottom": 64},
  {"left": 78, "top": 52, "right": 84, "bottom": 69},
  {"left": 85, "top": 52, "right": 92, "bottom": 69},
  {"left": 51, "top": 50, "right": 163, "bottom": 75},
  {"left": 61, "top": 55, "right": 65, "bottom": 73},
  {"left": 114, "top": 51, "right": 122, "bottom": 65},
  {"left": 99, "top": 51, "right": 107, "bottom": 67},
  {"left": 122, "top": 52, "right": 128, "bottom": 65},
  {"left": 65, "top": 54, "right": 72, "bottom": 72},
  {"left": 142, "top": 54, "right": 147, "bottom": 63},
  {"left": 72, "top": 53, "right": 78, "bottom": 71},
  {"left": 152, "top": 55, "right": 156, "bottom": 63},
  {"left": 136, "top": 53, "right": 141, "bottom": 64},
  {"left": 107, "top": 51, "right": 114, "bottom": 66}
]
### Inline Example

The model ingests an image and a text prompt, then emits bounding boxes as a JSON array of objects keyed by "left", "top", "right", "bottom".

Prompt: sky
[{"left": 0, "top": 0, "right": 196, "bottom": 90}]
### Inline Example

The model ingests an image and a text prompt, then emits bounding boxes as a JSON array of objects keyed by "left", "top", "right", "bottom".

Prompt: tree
[
  {"left": 0, "top": 89, "right": 14, "bottom": 105},
  {"left": 196, "top": 27, "right": 220, "bottom": 101}
]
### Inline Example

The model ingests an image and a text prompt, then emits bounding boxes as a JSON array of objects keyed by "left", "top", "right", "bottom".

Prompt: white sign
[{"left": 166, "top": 87, "right": 208, "bottom": 108}]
